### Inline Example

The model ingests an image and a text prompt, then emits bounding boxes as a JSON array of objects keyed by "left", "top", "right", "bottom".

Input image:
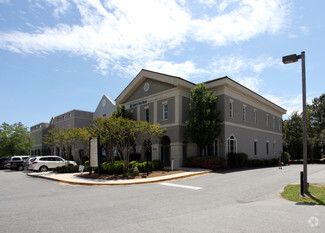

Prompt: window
[
  {"left": 243, "top": 105, "right": 247, "bottom": 121},
  {"left": 228, "top": 136, "right": 237, "bottom": 154},
  {"left": 163, "top": 104, "right": 168, "bottom": 120},
  {"left": 266, "top": 141, "right": 269, "bottom": 155},
  {"left": 145, "top": 108, "right": 149, "bottom": 122},
  {"left": 229, "top": 101, "right": 234, "bottom": 118},
  {"left": 203, "top": 140, "right": 218, "bottom": 156},
  {"left": 253, "top": 110, "right": 257, "bottom": 124},
  {"left": 254, "top": 140, "right": 257, "bottom": 155}
]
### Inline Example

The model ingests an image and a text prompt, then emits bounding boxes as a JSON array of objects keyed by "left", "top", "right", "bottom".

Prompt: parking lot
[{"left": 1, "top": 165, "right": 324, "bottom": 233}]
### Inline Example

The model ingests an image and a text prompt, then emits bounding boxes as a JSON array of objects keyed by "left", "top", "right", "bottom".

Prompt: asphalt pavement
[{"left": 1, "top": 164, "right": 324, "bottom": 233}]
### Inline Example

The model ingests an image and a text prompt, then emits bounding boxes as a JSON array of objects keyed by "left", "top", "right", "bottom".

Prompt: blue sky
[{"left": 0, "top": 0, "right": 324, "bottom": 128}]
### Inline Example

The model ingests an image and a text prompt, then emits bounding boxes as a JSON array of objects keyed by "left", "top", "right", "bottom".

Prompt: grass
[{"left": 281, "top": 184, "right": 325, "bottom": 205}]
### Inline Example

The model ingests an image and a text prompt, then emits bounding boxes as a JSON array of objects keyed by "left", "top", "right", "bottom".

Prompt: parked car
[
  {"left": 9, "top": 156, "right": 30, "bottom": 171},
  {"left": 0, "top": 157, "right": 9, "bottom": 169},
  {"left": 26, "top": 157, "right": 36, "bottom": 171},
  {"left": 30, "top": 156, "right": 77, "bottom": 172}
]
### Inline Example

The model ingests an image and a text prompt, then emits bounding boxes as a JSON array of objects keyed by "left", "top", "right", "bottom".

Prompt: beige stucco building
[{"left": 116, "top": 69, "right": 286, "bottom": 169}]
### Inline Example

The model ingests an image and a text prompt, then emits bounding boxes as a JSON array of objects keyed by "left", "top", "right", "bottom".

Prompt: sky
[{"left": 0, "top": 0, "right": 324, "bottom": 129}]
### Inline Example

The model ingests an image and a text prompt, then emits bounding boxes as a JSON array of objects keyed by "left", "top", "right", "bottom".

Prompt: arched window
[{"left": 228, "top": 136, "right": 237, "bottom": 154}]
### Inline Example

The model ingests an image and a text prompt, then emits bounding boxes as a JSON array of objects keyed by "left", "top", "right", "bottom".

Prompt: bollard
[
  {"left": 300, "top": 171, "right": 304, "bottom": 196},
  {"left": 171, "top": 160, "right": 174, "bottom": 171}
]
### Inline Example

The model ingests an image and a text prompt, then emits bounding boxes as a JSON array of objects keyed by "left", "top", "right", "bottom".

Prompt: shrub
[
  {"left": 185, "top": 156, "right": 226, "bottom": 170},
  {"left": 227, "top": 153, "right": 248, "bottom": 168},
  {"left": 53, "top": 165, "right": 79, "bottom": 173},
  {"left": 282, "top": 152, "right": 290, "bottom": 165},
  {"left": 247, "top": 158, "right": 278, "bottom": 168}
]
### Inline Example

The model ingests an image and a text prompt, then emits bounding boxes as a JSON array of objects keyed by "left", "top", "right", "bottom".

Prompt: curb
[{"left": 27, "top": 171, "right": 212, "bottom": 186}]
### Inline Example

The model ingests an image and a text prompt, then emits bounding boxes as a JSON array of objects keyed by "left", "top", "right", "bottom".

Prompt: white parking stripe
[{"left": 160, "top": 182, "right": 202, "bottom": 190}]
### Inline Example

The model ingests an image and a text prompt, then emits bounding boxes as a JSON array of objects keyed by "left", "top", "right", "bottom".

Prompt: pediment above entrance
[{"left": 116, "top": 69, "right": 194, "bottom": 104}]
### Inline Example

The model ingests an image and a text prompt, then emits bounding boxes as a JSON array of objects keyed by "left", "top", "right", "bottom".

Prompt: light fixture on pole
[{"left": 282, "top": 51, "right": 308, "bottom": 194}]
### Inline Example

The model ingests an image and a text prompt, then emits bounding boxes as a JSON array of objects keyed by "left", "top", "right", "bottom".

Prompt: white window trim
[
  {"left": 163, "top": 103, "right": 168, "bottom": 121},
  {"left": 228, "top": 135, "right": 237, "bottom": 154},
  {"left": 229, "top": 100, "right": 234, "bottom": 118},
  {"left": 243, "top": 105, "right": 247, "bottom": 121}
]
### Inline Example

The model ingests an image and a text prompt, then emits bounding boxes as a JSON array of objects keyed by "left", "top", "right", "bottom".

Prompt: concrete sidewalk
[{"left": 26, "top": 168, "right": 212, "bottom": 186}]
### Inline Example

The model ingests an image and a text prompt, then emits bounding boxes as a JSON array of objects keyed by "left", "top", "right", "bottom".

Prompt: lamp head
[{"left": 282, "top": 54, "right": 301, "bottom": 64}]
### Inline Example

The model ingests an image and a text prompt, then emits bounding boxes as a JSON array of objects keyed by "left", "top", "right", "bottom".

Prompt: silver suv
[{"left": 30, "top": 156, "right": 77, "bottom": 172}]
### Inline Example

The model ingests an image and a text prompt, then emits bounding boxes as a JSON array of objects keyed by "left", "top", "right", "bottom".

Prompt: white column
[
  {"left": 170, "top": 142, "right": 182, "bottom": 169},
  {"left": 137, "top": 106, "right": 140, "bottom": 121},
  {"left": 151, "top": 143, "right": 160, "bottom": 161},
  {"left": 154, "top": 101, "right": 157, "bottom": 125},
  {"left": 175, "top": 94, "right": 180, "bottom": 125}
]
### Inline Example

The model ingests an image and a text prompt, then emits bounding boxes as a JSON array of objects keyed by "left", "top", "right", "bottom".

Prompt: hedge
[
  {"left": 185, "top": 156, "right": 226, "bottom": 170},
  {"left": 227, "top": 153, "right": 248, "bottom": 168}
]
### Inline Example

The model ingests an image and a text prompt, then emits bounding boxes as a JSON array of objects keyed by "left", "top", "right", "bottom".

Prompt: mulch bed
[{"left": 76, "top": 169, "right": 185, "bottom": 180}]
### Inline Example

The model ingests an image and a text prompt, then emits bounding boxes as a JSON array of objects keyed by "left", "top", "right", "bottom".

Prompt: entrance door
[{"left": 161, "top": 136, "right": 171, "bottom": 166}]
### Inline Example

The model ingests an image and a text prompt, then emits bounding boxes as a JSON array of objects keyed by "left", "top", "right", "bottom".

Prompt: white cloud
[
  {"left": 144, "top": 60, "right": 208, "bottom": 80},
  {"left": 299, "top": 26, "right": 309, "bottom": 35},
  {"left": 192, "top": 0, "right": 289, "bottom": 45},
  {"left": 0, "top": 0, "right": 290, "bottom": 76},
  {"left": 40, "top": 0, "right": 71, "bottom": 17},
  {"left": 208, "top": 55, "right": 280, "bottom": 92}
]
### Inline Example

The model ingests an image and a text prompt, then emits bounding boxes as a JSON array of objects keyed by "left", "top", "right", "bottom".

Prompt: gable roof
[
  {"left": 94, "top": 94, "right": 116, "bottom": 118},
  {"left": 115, "top": 69, "right": 195, "bottom": 104},
  {"left": 204, "top": 76, "right": 286, "bottom": 114}
]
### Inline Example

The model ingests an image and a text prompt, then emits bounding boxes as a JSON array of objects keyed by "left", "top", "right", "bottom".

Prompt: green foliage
[
  {"left": 185, "top": 156, "right": 226, "bottom": 170},
  {"left": 283, "top": 111, "right": 303, "bottom": 160},
  {"left": 88, "top": 117, "right": 165, "bottom": 173},
  {"left": 53, "top": 165, "right": 79, "bottom": 173},
  {"left": 282, "top": 184, "right": 325, "bottom": 205},
  {"left": 282, "top": 152, "right": 290, "bottom": 164},
  {"left": 128, "top": 160, "right": 164, "bottom": 173},
  {"left": 186, "top": 83, "right": 222, "bottom": 156},
  {"left": 0, "top": 122, "right": 33, "bottom": 157},
  {"left": 227, "top": 153, "right": 248, "bottom": 168},
  {"left": 100, "top": 161, "right": 125, "bottom": 174},
  {"left": 112, "top": 105, "right": 132, "bottom": 119},
  {"left": 307, "top": 94, "right": 325, "bottom": 160},
  {"left": 43, "top": 128, "right": 80, "bottom": 161},
  {"left": 246, "top": 159, "right": 278, "bottom": 168}
]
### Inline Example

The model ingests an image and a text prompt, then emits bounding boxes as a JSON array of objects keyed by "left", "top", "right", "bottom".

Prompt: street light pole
[
  {"left": 301, "top": 51, "right": 308, "bottom": 194},
  {"left": 282, "top": 51, "right": 308, "bottom": 194}
]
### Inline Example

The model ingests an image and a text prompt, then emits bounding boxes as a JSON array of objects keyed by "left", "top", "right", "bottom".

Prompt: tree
[
  {"left": 88, "top": 117, "right": 119, "bottom": 164},
  {"left": 283, "top": 111, "right": 303, "bottom": 160},
  {"left": 88, "top": 117, "right": 166, "bottom": 172},
  {"left": 307, "top": 94, "right": 325, "bottom": 159},
  {"left": 186, "top": 83, "right": 222, "bottom": 156},
  {"left": 112, "top": 105, "right": 132, "bottom": 119},
  {"left": 0, "top": 122, "right": 33, "bottom": 157},
  {"left": 75, "top": 127, "right": 91, "bottom": 164},
  {"left": 43, "top": 128, "right": 79, "bottom": 163}
]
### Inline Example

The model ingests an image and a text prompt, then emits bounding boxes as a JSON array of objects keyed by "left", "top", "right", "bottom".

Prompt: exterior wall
[
  {"left": 30, "top": 123, "right": 50, "bottom": 156},
  {"left": 93, "top": 95, "right": 116, "bottom": 118},
  {"left": 139, "top": 103, "right": 154, "bottom": 124},
  {"left": 53, "top": 110, "right": 93, "bottom": 129},
  {"left": 50, "top": 110, "right": 94, "bottom": 162},
  {"left": 125, "top": 79, "right": 175, "bottom": 103},
  {"left": 157, "top": 97, "right": 175, "bottom": 125},
  {"left": 116, "top": 70, "right": 286, "bottom": 169},
  {"left": 224, "top": 124, "right": 283, "bottom": 159}
]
